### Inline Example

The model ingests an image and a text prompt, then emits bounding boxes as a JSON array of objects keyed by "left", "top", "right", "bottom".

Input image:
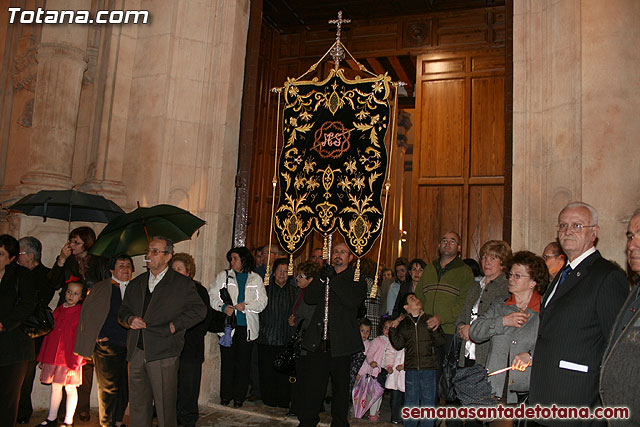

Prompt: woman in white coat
[{"left": 210, "top": 246, "right": 267, "bottom": 408}]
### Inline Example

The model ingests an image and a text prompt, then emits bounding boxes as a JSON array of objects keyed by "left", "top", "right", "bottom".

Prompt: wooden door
[{"left": 411, "top": 50, "right": 506, "bottom": 262}]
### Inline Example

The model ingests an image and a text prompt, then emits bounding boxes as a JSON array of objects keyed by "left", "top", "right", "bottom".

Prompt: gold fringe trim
[
  {"left": 354, "top": 258, "right": 361, "bottom": 281},
  {"left": 288, "top": 254, "right": 294, "bottom": 276}
]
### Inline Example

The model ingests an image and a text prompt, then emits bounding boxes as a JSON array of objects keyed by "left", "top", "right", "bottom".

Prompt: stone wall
[
  {"left": 512, "top": 0, "right": 640, "bottom": 266},
  {"left": 0, "top": 0, "right": 251, "bottom": 410}
]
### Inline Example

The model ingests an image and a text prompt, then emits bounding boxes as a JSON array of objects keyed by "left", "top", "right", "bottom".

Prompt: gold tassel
[
  {"left": 323, "top": 235, "right": 329, "bottom": 260},
  {"left": 370, "top": 272, "right": 379, "bottom": 299},
  {"left": 354, "top": 258, "right": 360, "bottom": 281},
  {"left": 288, "top": 253, "right": 294, "bottom": 276},
  {"left": 264, "top": 264, "right": 270, "bottom": 286}
]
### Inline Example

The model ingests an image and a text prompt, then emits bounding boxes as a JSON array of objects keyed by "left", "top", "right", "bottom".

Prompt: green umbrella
[{"left": 90, "top": 204, "right": 206, "bottom": 257}]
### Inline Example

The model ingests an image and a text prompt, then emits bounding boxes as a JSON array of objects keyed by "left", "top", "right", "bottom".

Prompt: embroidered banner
[{"left": 274, "top": 69, "right": 391, "bottom": 258}]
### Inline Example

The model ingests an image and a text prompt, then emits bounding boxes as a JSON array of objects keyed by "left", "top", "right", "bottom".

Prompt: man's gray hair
[
  {"left": 151, "top": 236, "right": 174, "bottom": 254},
  {"left": 18, "top": 236, "right": 42, "bottom": 262},
  {"left": 633, "top": 208, "right": 640, "bottom": 218},
  {"left": 563, "top": 201, "right": 599, "bottom": 225}
]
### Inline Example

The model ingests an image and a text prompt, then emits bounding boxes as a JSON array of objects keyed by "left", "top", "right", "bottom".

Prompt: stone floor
[{"left": 29, "top": 392, "right": 397, "bottom": 426}]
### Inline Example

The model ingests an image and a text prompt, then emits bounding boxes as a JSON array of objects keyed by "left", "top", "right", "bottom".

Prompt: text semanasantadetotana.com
[
  {"left": 402, "top": 404, "right": 630, "bottom": 421},
  {"left": 8, "top": 7, "right": 149, "bottom": 24}
]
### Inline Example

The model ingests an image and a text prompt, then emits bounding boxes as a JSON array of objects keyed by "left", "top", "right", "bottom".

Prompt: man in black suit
[
  {"left": 600, "top": 209, "right": 640, "bottom": 425},
  {"left": 529, "top": 202, "right": 628, "bottom": 425},
  {"left": 296, "top": 242, "right": 367, "bottom": 427}
]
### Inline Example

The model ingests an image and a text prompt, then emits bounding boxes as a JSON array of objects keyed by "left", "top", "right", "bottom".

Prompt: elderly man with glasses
[
  {"left": 118, "top": 237, "right": 206, "bottom": 427},
  {"left": 529, "top": 202, "right": 628, "bottom": 426},
  {"left": 541, "top": 241, "right": 566, "bottom": 281}
]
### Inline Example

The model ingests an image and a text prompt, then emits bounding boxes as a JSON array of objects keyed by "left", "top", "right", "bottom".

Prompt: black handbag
[
  {"left": 273, "top": 321, "right": 305, "bottom": 380},
  {"left": 210, "top": 270, "right": 237, "bottom": 333},
  {"left": 22, "top": 303, "right": 54, "bottom": 338},
  {"left": 438, "top": 332, "right": 461, "bottom": 402},
  {"left": 13, "top": 272, "right": 54, "bottom": 338}
]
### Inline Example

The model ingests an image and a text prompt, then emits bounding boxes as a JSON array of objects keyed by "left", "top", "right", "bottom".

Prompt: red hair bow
[{"left": 66, "top": 275, "right": 82, "bottom": 284}]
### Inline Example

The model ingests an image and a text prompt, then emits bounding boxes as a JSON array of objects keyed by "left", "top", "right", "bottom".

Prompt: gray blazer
[
  {"left": 469, "top": 296, "right": 540, "bottom": 404},
  {"left": 456, "top": 273, "right": 510, "bottom": 367}
]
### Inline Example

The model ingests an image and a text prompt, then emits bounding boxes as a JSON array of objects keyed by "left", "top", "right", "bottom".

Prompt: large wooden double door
[{"left": 410, "top": 50, "right": 507, "bottom": 262}]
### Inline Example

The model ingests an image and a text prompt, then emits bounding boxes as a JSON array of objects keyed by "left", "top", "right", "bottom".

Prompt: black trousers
[
  {"left": 0, "top": 360, "right": 29, "bottom": 427},
  {"left": 435, "top": 333, "right": 453, "bottom": 402},
  {"left": 93, "top": 341, "right": 128, "bottom": 426},
  {"left": 390, "top": 389, "right": 404, "bottom": 423},
  {"left": 258, "top": 343, "right": 291, "bottom": 408},
  {"left": 219, "top": 326, "right": 253, "bottom": 403},
  {"left": 177, "top": 358, "right": 203, "bottom": 427},
  {"left": 17, "top": 359, "right": 38, "bottom": 421},
  {"left": 297, "top": 350, "right": 351, "bottom": 427}
]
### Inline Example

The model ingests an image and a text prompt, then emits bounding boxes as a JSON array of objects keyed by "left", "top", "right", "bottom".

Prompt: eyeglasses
[
  {"left": 542, "top": 253, "right": 561, "bottom": 260},
  {"left": 18, "top": 251, "right": 28, "bottom": 255},
  {"left": 557, "top": 223, "right": 597, "bottom": 233},
  {"left": 146, "top": 248, "right": 169, "bottom": 255},
  {"left": 68, "top": 239, "right": 84, "bottom": 246},
  {"left": 296, "top": 273, "right": 308, "bottom": 280},
  {"left": 440, "top": 239, "right": 458, "bottom": 246},
  {"left": 509, "top": 272, "right": 530, "bottom": 280}
]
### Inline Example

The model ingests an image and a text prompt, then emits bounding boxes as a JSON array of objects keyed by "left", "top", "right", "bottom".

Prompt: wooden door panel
[
  {"left": 415, "top": 185, "right": 463, "bottom": 262},
  {"left": 467, "top": 185, "right": 504, "bottom": 260},
  {"left": 419, "top": 79, "right": 466, "bottom": 178},
  {"left": 470, "top": 76, "right": 505, "bottom": 177}
]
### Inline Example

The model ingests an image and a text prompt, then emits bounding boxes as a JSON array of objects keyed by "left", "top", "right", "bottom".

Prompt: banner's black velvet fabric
[{"left": 274, "top": 69, "right": 391, "bottom": 257}]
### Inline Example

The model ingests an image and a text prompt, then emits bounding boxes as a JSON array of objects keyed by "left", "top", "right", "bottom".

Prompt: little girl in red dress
[{"left": 36, "top": 279, "right": 86, "bottom": 426}]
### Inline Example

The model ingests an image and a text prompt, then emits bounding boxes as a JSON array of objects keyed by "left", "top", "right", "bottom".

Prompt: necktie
[{"left": 556, "top": 265, "right": 572, "bottom": 287}]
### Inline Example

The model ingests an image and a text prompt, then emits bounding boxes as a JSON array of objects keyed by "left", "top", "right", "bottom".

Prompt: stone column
[
  {"left": 512, "top": 0, "right": 640, "bottom": 266},
  {"left": 20, "top": 0, "right": 88, "bottom": 191}
]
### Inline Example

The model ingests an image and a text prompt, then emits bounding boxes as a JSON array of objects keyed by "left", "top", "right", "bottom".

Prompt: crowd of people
[{"left": 0, "top": 200, "right": 639, "bottom": 427}]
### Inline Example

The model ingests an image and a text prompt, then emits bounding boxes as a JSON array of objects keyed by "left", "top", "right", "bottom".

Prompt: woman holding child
[{"left": 469, "top": 251, "right": 548, "bottom": 404}]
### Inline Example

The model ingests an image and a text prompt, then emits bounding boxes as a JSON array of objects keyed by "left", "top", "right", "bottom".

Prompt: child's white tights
[{"left": 46, "top": 383, "right": 78, "bottom": 425}]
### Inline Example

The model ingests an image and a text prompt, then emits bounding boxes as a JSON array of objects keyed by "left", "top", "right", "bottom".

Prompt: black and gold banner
[{"left": 274, "top": 69, "right": 391, "bottom": 258}]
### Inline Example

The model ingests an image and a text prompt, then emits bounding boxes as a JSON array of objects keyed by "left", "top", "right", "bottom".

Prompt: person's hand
[
  {"left": 288, "top": 314, "right": 295, "bottom": 327},
  {"left": 511, "top": 352, "right": 532, "bottom": 371},
  {"left": 234, "top": 302, "right": 246, "bottom": 312},
  {"left": 427, "top": 314, "right": 441, "bottom": 330},
  {"left": 321, "top": 265, "right": 336, "bottom": 280},
  {"left": 58, "top": 243, "right": 72, "bottom": 266},
  {"left": 128, "top": 316, "right": 147, "bottom": 329},
  {"left": 169, "top": 322, "right": 175, "bottom": 334},
  {"left": 370, "top": 361, "right": 378, "bottom": 368},
  {"left": 396, "top": 364, "right": 404, "bottom": 371},
  {"left": 458, "top": 324, "right": 470, "bottom": 340},
  {"left": 390, "top": 316, "right": 403, "bottom": 328},
  {"left": 503, "top": 312, "right": 530, "bottom": 328},
  {"left": 0, "top": 322, "right": 4, "bottom": 332},
  {"left": 386, "top": 365, "right": 393, "bottom": 374},
  {"left": 224, "top": 306, "right": 234, "bottom": 316},
  {"left": 356, "top": 374, "right": 361, "bottom": 381}
]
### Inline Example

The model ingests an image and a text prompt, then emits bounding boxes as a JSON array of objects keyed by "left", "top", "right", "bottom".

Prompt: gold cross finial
[{"left": 329, "top": 10, "right": 350, "bottom": 43}]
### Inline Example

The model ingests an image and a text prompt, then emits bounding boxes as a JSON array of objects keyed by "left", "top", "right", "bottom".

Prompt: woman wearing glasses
[
  {"left": 469, "top": 251, "right": 549, "bottom": 404},
  {"left": 456, "top": 240, "right": 512, "bottom": 368}
]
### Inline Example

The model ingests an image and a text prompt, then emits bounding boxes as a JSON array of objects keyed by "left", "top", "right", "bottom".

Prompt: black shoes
[
  {"left": 36, "top": 419, "right": 58, "bottom": 427},
  {"left": 78, "top": 412, "right": 90, "bottom": 422},
  {"left": 220, "top": 399, "right": 231, "bottom": 406},
  {"left": 233, "top": 401, "right": 243, "bottom": 408}
]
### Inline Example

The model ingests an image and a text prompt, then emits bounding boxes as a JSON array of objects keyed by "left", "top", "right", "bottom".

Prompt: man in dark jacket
[
  {"left": 297, "top": 242, "right": 367, "bottom": 427},
  {"left": 390, "top": 292, "right": 446, "bottom": 427},
  {"left": 530, "top": 202, "right": 628, "bottom": 426},
  {"left": 600, "top": 209, "right": 640, "bottom": 426},
  {"left": 118, "top": 237, "right": 206, "bottom": 427}
]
